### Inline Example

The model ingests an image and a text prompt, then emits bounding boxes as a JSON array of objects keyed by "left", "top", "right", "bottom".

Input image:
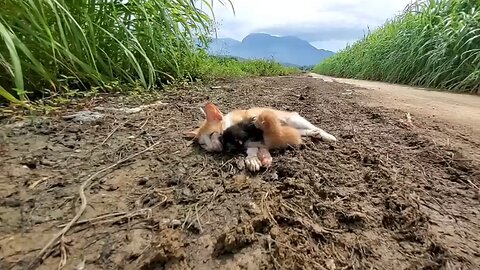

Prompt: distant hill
[{"left": 207, "top": 33, "right": 335, "bottom": 67}]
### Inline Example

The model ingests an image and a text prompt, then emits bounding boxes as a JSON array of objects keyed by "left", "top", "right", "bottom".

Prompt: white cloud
[{"left": 202, "top": 0, "right": 413, "bottom": 51}]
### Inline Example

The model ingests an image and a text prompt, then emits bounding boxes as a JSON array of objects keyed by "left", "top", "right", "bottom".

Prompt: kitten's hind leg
[{"left": 286, "top": 112, "right": 337, "bottom": 142}]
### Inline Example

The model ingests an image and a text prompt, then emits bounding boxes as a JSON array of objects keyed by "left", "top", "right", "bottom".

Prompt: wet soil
[{"left": 1, "top": 74, "right": 479, "bottom": 270}]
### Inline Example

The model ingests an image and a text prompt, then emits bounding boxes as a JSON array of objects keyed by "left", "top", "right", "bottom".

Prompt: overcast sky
[{"left": 203, "top": 0, "right": 413, "bottom": 52}]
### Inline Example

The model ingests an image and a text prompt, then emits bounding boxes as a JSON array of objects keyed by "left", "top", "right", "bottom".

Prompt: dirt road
[
  {"left": 309, "top": 73, "right": 480, "bottom": 139},
  {"left": 1, "top": 74, "right": 479, "bottom": 269},
  {"left": 310, "top": 73, "right": 480, "bottom": 162}
]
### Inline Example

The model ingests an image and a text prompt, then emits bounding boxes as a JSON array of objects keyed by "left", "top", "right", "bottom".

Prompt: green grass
[
  {"left": 314, "top": 0, "right": 480, "bottom": 94},
  {"left": 0, "top": 0, "right": 234, "bottom": 105},
  {"left": 198, "top": 56, "right": 300, "bottom": 79}
]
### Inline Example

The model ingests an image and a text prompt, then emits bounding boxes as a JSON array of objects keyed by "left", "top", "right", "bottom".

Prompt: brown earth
[{"left": 0, "top": 74, "right": 479, "bottom": 270}]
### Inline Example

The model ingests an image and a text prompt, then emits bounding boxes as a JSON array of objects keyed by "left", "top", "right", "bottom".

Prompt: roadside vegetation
[
  {"left": 0, "top": 0, "right": 297, "bottom": 107},
  {"left": 314, "top": 0, "right": 480, "bottom": 94},
  {"left": 199, "top": 56, "right": 299, "bottom": 79}
]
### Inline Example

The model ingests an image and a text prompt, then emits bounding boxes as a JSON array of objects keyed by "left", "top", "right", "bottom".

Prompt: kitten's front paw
[{"left": 245, "top": 156, "right": 262, "bottom": 172}]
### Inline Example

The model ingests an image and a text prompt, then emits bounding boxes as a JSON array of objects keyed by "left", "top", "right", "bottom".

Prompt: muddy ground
[{"left": 1, "top": 74, "right": 479, "bottom": 270}]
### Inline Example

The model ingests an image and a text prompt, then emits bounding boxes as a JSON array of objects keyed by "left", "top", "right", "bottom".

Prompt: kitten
[{"left": 185, "top": 101, "right": 336, "bottom": 172}]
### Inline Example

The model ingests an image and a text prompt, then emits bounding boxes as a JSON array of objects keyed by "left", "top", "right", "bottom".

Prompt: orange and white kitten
[
  {"left": 254, "top": 110, "right": 302, "bottom": 149},
  {"left": 185, "top": 102, "right": 336, "bottom": 171}
]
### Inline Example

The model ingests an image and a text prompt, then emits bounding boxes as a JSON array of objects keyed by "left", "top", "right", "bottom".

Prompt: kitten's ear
[{"left": 204, "top": 102, "right": 223, "bottom": 123}]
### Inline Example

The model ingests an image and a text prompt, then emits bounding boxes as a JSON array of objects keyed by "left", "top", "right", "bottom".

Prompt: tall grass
[
  {"left": 314, "top": 0, "right": 480, "bottom": 93},
  {"left": 0, "top": 0, "right": 231, "bottom": 104},
  {"left": 199, "top": 56, "right": 300, "bottom": 78}
]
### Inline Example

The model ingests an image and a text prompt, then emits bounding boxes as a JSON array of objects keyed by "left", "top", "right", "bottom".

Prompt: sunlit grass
[
  {"left": 314, "top": 0, "right": 480, "bottom": 93},
  {"left": 0, "top": 0, "right": 231, "bottom": 104}
]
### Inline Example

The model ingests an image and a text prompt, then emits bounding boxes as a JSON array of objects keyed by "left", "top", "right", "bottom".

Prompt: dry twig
[
  {"left": 261, "top": 191, "right": 277, "bottom": 225},
  {"left": 100, "top": 122, "right": 125, "bottom": 145},
  {"left": 57, "top": 212, "right": 127, "bottom": 228},
  {"left": 256, "top": 233, "right": 327, "bottom": 269},
  {"left": 194, "top": 203, "right": 203, "bottom": 233},
  {"left": 29, "top": 177, "right": 48, "bottom": 189}
]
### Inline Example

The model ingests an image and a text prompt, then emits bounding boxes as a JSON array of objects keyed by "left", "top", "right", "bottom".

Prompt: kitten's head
[{"left": 184, "top": 102, "right": 224, "bottom": 152}]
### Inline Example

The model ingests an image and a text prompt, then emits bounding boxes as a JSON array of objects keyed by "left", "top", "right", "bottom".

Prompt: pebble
[{"left": 1, "top": 198, "right": 22, "bottom": 207}]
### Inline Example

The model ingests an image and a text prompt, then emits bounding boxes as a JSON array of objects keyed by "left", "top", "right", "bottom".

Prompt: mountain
[{"left": 206, "top": 33, "right": 335, "bottom": 67}]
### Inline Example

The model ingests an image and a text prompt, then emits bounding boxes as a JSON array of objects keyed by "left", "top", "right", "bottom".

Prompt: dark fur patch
[{"left": 221, "top": 120, "right": 264, "bottom": 153}]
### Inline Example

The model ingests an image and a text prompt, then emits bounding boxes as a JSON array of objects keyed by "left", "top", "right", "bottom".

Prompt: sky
[{"left": 202, "top": 0, "right": 413, "bottom": 52}]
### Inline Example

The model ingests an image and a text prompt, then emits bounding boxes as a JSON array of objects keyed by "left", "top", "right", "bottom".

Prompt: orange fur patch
[{"left": 255, "top": 111, "right": 302, "bottom": 149}]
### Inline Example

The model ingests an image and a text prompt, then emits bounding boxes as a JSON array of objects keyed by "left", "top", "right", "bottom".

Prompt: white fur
[
  {"left": 245, "top": 147, "right": 262, "bottom": 172},
  {"left": 286, "top": 112, "right": 337, "bottom": 142},
  {"left": 223, "top": 113, "right": 234, "bottom": 129},
  {"left": 198, "top": 133, "right": 222, "bottom": 152}
]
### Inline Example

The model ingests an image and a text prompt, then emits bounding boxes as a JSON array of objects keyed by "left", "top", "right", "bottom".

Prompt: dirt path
[
  {"left": 309, "top": 73, "right": 480, "bottom": 136},
  {"left": 309, "top": 73, "right": 480, "bottom": 162},
  {"left": 1, "top": 74, "right": 479, "bottom": 270}
]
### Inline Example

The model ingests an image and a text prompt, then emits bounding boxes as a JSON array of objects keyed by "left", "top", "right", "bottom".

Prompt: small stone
[
  {"left": 236, "top": 159, "right": 245, "bottom": 170},
  {"left": 160, "top": 218, "right": 182, "bottom": 228},
  {"left": 326, "top": 259, "right": 336, "bottom": 270},
  {"left": 166, "top": 175, "right": 182, "bottom": 187},
  {"left": 144, "top": 179, "right": 156, "bottom": 188},
  {"left": 63, "top": 111, "right": 104, "bottom": 123},
  {"left": 169, "top": 219, "right": 182, "bottom": 227},
  {"left": 270, "top": 227, "right": 280, "bottom": 239},
  {"left": 137, "top": 178, "right": 148, "bottom": 186},
  {"left": 40, "top": 159, "right": 56, "bottom": 166},
  {"left": 21, "top": 156, "right": 38, "bottom": 169},
  {"left": 245, "top": 202, "right": 261, "bottom": 216},
  {"left": 66, "top": 126, "right": 80, "bottom": 133},
  {"left": 1, "top": 198, "right": 21, "bottom": 207},
  {"left": 105, "top": 184, "right": 119, "bottom": 191},
  {"left": 182, "top": 187, "right": 192, "bottom": 197},
  {"left": 74, "top": 259, "right": 86, "bottom": 270}
]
